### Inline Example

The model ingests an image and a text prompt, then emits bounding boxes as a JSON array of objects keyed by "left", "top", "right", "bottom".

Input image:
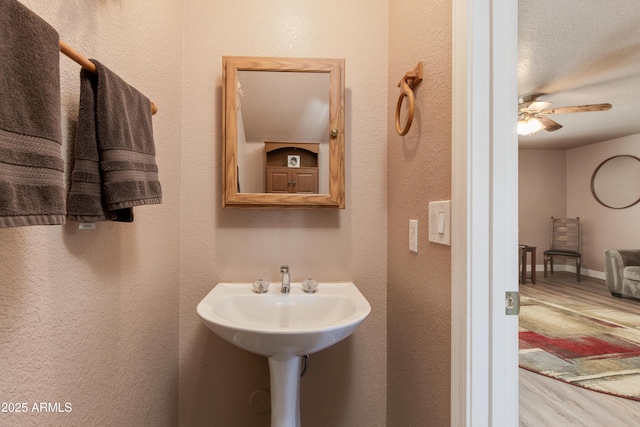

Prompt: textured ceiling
[{"left": 518, "top": 0, "right": 640, "bottom": 149}]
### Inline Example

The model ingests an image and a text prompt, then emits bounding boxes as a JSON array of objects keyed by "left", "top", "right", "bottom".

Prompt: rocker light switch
[
  {"left": 429, "top": 200, "right": 451, "bottom": 246},
  {"left": 437, "top": 211, "right": 446, "bottom": 234}
]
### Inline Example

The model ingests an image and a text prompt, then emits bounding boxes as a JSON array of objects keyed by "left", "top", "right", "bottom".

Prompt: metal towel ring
[{"left": 395, "top": 61, "right": 423, "bottom": 136}]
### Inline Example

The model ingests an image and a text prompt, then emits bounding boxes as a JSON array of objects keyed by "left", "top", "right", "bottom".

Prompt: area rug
[{"left": 519, "top": 296, "right": 640, "bottom": 401}]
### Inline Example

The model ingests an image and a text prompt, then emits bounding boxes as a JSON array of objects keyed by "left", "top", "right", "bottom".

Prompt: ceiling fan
[{"left": 517, "top": 93, "right": 612, "bottom": 136}]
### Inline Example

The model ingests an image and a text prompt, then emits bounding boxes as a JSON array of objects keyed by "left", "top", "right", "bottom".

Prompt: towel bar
[{"left": 59, "top": 40, "right": 158, "bottom": 115}]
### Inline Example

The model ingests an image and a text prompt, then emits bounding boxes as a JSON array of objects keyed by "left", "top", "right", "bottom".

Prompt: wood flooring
[{"left": 519, "top": 271, "right": 640, "bottom": 426}]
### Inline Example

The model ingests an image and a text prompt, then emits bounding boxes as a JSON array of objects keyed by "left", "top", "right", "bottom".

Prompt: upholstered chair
[{"left": 604, "top": 249, "right": 640, "bottom": 299}]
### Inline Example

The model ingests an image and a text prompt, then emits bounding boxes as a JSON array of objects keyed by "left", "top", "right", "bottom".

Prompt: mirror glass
[
  {"left": 237, "top": 71, "right": 330, "bottom": 194},
  {"left": 222, "top": 56, "right": 345, "bottom": 208},
  {"left": 591, "top": 155, "right": 640, "bottom": 209}
]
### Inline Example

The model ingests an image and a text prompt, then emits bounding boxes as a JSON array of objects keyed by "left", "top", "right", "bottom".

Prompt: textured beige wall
[
  {"left": 518, "top": 149, "right": 567, "bottom": 260},
  {"left": 0, "top": 1, "right": 183, "bottom": 426},
  {"left": 567, "top": 134, "right": 640, "bottom": 272},
  {"left": 179, "top": 1, "right": 388, "bottom": 425},
  {"left": 387, "top": 0, "right": 452, "bottom": 424}
]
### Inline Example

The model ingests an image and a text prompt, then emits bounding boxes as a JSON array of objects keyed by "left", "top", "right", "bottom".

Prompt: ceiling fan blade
[
  {"left": 540, "top": 103, "right": 612, "bottom": 115},
  {"left": 537, "top": 115, "right": 563, "bottom": 132},
  {"left": 525, "top": 100, "right": 552, "bottom": 112},
  {"left": 518, "top": 93, "right": 544, "bottom": 110}
]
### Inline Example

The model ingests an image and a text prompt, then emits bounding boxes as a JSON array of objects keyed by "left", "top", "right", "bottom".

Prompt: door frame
[{"left": 451, "top": 0, "right": 519, "bottom": 425}]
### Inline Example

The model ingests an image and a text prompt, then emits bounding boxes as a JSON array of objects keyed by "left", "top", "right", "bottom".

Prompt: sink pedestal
[{"left": 269, "top": 355, "right": 301, "bottom": 427}]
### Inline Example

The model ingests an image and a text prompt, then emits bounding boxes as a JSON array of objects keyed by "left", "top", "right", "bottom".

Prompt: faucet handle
[
  {"left": 280, "top": 265, "right": 289, "bottom": 273},
  {"left": 252, "top": 279, "right": 270, "bottom": 294},
  {"left": 302, "top": 278, "right": 318, "bottom": 293}
]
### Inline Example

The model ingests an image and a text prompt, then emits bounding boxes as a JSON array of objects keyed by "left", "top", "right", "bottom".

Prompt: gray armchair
[{"left": 604, "top": 249, "right": 640, "bottom": 299}]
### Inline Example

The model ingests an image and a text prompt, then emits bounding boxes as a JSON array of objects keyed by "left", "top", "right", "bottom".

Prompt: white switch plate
[
  {"left": 409, "top": 219, "right": 418, "bottom": 253},
  {"left": 429, "top": 200, "right": 451, "bottom": 246}
]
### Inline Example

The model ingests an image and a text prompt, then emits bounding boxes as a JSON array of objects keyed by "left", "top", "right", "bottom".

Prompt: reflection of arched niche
[
  {"left": 265, "top": 142, "right": 319, "bottom": 194},
  {"left": 591, "top": 155, "right": 640, "bottom": 209}
]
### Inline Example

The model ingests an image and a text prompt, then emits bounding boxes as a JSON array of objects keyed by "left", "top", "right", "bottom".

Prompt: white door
[{"left": 451, "top": 0, "right": 519, "bottom": 425}]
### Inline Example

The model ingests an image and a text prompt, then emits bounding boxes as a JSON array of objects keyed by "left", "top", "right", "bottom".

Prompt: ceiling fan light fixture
[{"left": 517, "top": 117, "right": 544, "bottom": 136}]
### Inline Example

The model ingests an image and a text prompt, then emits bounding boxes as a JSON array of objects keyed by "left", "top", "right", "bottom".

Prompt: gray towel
[
  {"left": 0, "top": 0, "right": 66, "bottom": 227},
  {"left": 67, "top": 60, "right": 162, "bottom": 223}
]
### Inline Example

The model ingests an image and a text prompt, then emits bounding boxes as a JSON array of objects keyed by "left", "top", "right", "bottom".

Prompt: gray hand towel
[
  {"left": 0, "top": 0, "right": 66, "bottom": 227},
  {"left": 67, "top": 60, "right": 162, "bottom": 223}
]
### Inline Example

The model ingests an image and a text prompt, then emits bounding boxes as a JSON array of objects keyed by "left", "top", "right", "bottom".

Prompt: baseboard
[{"left": 534, "top": 264, "right": 606, "bottom": 281}]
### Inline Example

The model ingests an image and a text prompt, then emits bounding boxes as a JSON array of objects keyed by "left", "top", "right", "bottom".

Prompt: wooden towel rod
[{"left": 59, "top": 40, "right": 158, "bottom": 115}]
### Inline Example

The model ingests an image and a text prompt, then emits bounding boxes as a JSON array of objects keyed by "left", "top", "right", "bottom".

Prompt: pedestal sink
[{"left": 197, "top": 281, "right": 371, "bottom": 427}]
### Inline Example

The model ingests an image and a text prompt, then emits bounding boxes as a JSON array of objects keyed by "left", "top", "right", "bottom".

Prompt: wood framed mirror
[
  {"left": 222, "top": 56, "right": 345, "bottom": 208},
  {"left": 591, "top": 155, "right": 640, "bottom": 209}
]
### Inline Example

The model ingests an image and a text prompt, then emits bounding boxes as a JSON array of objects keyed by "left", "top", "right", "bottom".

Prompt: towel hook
[{"left": 395, "top": 61, "right": 423, "bottom": 136}]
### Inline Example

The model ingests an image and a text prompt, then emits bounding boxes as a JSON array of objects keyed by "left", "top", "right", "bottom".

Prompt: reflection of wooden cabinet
[
  {"left": 264, "top": 142, "right": 319, "bottom": 194},
  {"left": 266, "top": 167, "right": 318, "bottom": 193}
]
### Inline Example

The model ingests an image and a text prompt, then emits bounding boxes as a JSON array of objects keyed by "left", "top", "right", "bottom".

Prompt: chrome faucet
[{"left": 280, "top": 265, "right": 290, "bottom": 294}]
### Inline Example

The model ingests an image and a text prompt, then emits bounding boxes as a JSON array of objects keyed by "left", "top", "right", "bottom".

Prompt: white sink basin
[{"left": 197, "top": 282, "right": 371, "bottom": 357}]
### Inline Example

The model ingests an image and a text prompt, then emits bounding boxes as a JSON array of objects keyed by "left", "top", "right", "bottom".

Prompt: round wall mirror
[{"left": 591, "top": 155, "right": 640, "bottom": 209}]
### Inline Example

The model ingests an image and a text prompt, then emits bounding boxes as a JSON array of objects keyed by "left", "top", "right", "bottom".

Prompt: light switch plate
[
  {"left": 429, "top": 200, "right": 451, "bottom": 246},
  {"left": 409, "top": 219, "right": 418, "bottom": 253}
]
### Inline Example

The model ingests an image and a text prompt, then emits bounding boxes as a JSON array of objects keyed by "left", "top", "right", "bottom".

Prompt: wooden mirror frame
[
  {"left": 222, "top": 56, "right": 345, "bottom": 209},
  {"left": 591, "top": 155, "right": 640, "bottom": 209}
]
